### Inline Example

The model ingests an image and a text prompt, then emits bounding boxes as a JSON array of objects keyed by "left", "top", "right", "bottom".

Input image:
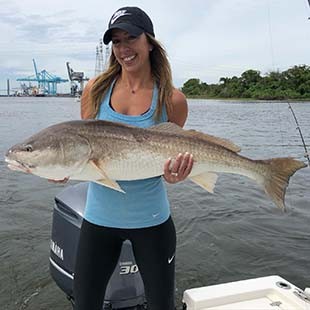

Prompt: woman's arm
[
  {"left": 167, "top": 88, "right": 188, "bottom": 127},
  {"left": 164, "top": 89, "right": 194, "bottom": 183},
  {"left": 81, "top": 79, "right": 95, "bottom": 119}
]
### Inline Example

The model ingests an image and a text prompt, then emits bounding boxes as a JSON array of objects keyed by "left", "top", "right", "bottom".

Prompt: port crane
[
  {"left": 66, "top": 62, "right": 89, "bottom": 96},
  {"left": 16, "top": 59, "right": 68, "bottom": 95}
]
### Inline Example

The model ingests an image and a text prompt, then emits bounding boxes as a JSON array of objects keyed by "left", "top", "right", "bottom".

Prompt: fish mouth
[{"left": 5, "top": 157, "right": 35, "bottom": 173}]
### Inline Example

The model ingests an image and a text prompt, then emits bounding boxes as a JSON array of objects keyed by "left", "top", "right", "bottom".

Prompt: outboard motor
[{"left": 49, "top": 182, "right": 147, "bottom": 309}]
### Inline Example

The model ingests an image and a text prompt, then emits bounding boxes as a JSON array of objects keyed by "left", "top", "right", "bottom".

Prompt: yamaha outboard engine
[{"left": 49, "top": 182, "right": 147, "bottom": 309}]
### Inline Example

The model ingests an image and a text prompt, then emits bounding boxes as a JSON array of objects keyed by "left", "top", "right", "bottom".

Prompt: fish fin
[
  {"left": 260, "top": 158, "right": 306, "bottom": 210},
  {"left": 89, "top": 159, "right": 108, "bottom": 178},
  {"left": 189, "top": 172, "right": 218, "bottom": 193},
  {"left": 94, "top": 179, "right": 125, "bottom": 193},
  {"left": 149, "top": 122, "right": 184, "bottom": 133},
  {"left": 89, "top": 159, "right": 126, "bottom": 193},
  {"left": 149, "top": 122, "right": 241, "bottom": 153}
]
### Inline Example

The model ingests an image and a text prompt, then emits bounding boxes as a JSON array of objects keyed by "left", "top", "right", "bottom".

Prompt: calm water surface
[{"left": 0, "top": 97, "right": 309, "bottom": 309}]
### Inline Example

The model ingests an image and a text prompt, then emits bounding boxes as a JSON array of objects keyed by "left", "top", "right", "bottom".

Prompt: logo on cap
[{"left": 110, "top": 9, "right": 131, "bottom": 25}]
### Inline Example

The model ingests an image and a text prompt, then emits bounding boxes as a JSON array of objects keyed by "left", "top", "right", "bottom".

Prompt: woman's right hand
[{"left": 163, "top": 152, "right": 193, "bottom": 184}]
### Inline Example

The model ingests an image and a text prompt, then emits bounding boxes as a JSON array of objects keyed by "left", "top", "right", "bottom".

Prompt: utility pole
[
  {"left": 104, "top": 45, "right": 111, "bottom": 70},
  {"left": 95, "top": 39, "right": 111, "bottom": 76},
  {"left": 7, "top": 79, "right": 10, "bottom": 96},
  {"left": 95, "top": 46, "right": 101, "bottom": 76},
  {"left": 99, "top": 40, "right": 104, "bottom": 72}
]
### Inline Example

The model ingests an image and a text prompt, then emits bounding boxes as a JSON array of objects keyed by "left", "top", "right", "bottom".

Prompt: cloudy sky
[{"left": 0, "top": 0, "right": 310, "bottom": 94}]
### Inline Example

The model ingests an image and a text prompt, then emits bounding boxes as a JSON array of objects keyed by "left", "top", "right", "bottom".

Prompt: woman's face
[{"left": 111, "top": 29, "right": 152, "bottom": 73}]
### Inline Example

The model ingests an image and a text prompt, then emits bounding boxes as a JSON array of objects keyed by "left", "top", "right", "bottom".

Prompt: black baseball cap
[{"left": 103, "top": 7, "right": 155, "bottom": 44}]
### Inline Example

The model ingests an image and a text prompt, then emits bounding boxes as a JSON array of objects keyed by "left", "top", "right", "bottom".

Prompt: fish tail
[{"left": 260, "top": 158, "right": 306, "bottom": 210}]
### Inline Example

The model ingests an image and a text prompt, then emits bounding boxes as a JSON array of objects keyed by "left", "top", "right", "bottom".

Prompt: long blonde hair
[{"left": 89, "top": 33, "right": 174, "bottom": 119}]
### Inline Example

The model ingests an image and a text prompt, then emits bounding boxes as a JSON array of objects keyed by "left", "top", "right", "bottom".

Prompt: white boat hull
[{"left": 183, "top": 275, "right": 310, "bottom": 310}]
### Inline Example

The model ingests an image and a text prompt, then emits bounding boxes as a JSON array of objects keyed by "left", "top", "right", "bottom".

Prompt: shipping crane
[
  {"left": 66, "top": 62, "right": 89, "bottom": 96},
  {"left": 16, "top": 59, "right": 68, "bottom": 96}
]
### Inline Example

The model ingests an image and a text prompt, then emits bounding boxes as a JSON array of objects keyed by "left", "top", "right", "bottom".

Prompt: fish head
[
  {"left": 5, "top": 126, "right": 91, "bottom": 179},
  {"left": 5, "top": 141, "right": 38, "bottom": 174}
]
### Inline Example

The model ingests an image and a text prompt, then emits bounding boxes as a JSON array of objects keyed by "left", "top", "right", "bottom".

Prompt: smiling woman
[
  {"left": 75, "top": 6, "right": 193, "bottom": 310},
  {"left": 110, "top": 31, "right": 152, "bottom": 83}
]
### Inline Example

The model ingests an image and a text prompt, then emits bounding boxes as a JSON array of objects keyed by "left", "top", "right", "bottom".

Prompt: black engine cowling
[{"left": 49, "top": 182, "right": 147, "bottom": 309}]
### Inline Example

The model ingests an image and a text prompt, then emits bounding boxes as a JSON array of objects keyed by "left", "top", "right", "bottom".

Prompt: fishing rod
[
  {"left": 265, "top": 2, "right": 309, "bottom": 166},
  {"left": 287, "top": 102, "right": 310, "bottom": 167}
]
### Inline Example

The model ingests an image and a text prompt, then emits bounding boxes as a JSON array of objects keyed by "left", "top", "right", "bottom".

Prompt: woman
[{"left": 74, "top": 6, "right": 193, "bottom": 310}]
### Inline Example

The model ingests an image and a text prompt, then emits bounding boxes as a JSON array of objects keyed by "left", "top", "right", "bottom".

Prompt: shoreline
[
  {"left": 1, "top": 94, "right": 310, "bottom": 103},
  {"left": 186, "top": 96, "right": 310, "bottom": 102},
  {"left": 0, "top": 94, "right": 74, "bottom": 98}
]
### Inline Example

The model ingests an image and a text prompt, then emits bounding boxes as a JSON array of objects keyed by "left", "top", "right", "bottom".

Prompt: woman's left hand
[{"left": 163, "top": 152, "right": 194, "bottom": 184}]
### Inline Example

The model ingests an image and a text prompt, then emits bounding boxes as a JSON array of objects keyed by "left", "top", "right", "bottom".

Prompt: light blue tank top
[{"left": 84, "top": 81, "right": 170, "bottom": 228}]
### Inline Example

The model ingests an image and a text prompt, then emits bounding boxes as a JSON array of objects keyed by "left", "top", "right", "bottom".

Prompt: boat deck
[{"left": 182, "top": 275, "right": 310, "bottom": 310}]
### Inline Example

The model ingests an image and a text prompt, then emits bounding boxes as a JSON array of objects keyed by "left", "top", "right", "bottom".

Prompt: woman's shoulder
[
  {"left": 167, "top": 88, "right": 188, "bottom": 127},
  {"left": 80, "top": 78, "right": 96, "bottom": 119},
  {"left": 171, "top": 88, "right": 187, "bottom": 105},
  {"left": 83, "top": 78, "right": 96, "bottom": 95}
]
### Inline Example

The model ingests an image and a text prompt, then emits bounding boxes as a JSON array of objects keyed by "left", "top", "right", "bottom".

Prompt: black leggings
[{"left": 73, "top": 217, "right": 176, "bottom": 310}]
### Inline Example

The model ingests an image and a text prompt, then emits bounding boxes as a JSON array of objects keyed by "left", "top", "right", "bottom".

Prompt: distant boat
[
  {"left": 33, "top": 86, "right": 46, "bottom": 97},
  {"left": 74, "top": 95, "right": 81, "bottom": 103}
]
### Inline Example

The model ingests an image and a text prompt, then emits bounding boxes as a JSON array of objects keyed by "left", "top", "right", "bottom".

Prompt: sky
[{"left": 0, "top": 0, "right": 310, "bottom": 94}]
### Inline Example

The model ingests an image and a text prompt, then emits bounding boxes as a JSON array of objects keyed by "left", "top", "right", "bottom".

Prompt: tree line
[{"left": 181, "top": 65, "right": 310, "bottom": 100}]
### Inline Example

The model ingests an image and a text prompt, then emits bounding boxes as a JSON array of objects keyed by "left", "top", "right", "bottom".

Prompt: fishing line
[
  {"left": 266, "top": 1, "right": 309, "bottom": 167},
  {"left": 287, "top": 102, "right": 310, "bottom": 167},
  {"left": 275, "top": 101, "right": 286, "bottom": 154},
  {"left": 264, "top": 1, "right": 309, "bottom": 214}
]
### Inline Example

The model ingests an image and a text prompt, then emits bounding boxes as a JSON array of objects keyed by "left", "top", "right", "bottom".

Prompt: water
[{"left": 0, "top": 97, "right": 309, "bottom": 309}]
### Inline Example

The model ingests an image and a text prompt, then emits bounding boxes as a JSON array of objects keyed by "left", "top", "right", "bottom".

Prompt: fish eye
[{"left": 25, "top": 145, "right": 33, "bottom": 152}]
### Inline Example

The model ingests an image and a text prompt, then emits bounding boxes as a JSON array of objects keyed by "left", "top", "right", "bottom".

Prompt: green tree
[
  {"left": 181, "top": 65, "right": 310, "bottom": 100},
  {"left": 181, "top": 78, "right": 201, "bottom": 96}
]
